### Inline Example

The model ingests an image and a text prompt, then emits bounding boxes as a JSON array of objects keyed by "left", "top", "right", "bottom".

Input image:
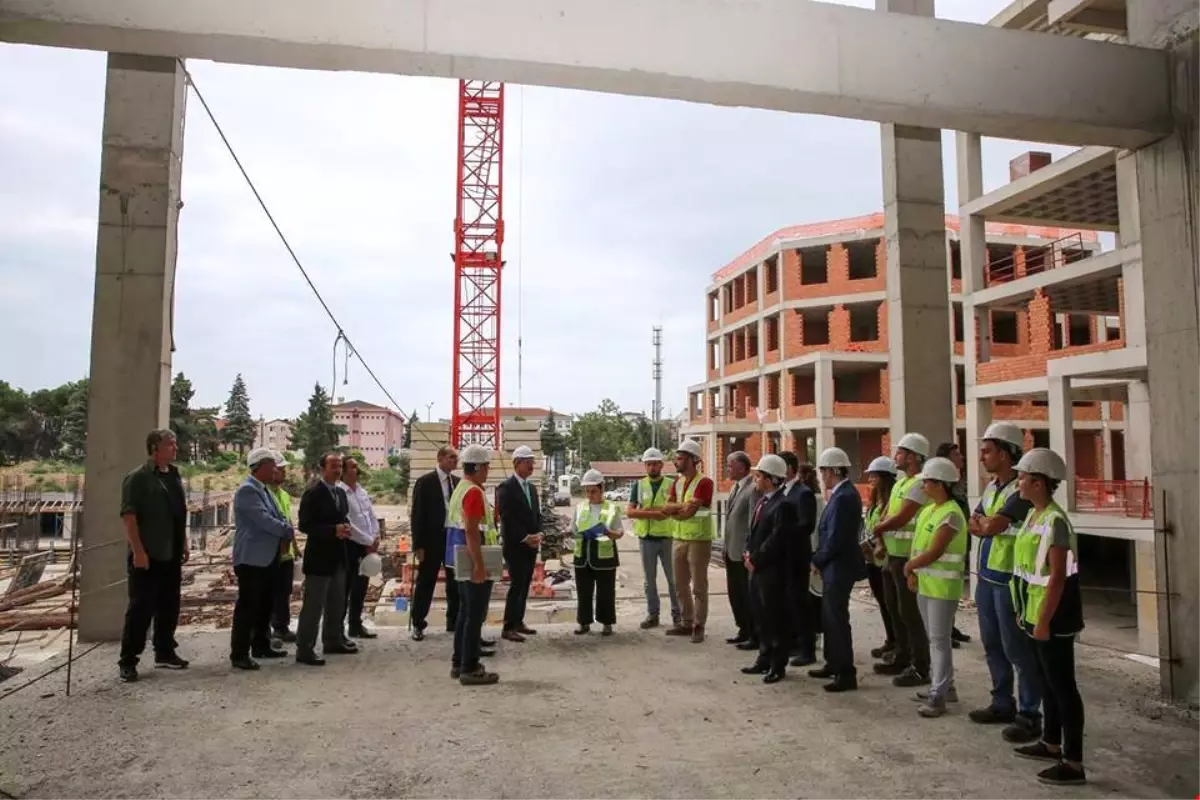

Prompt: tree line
[{"left": 539, "top": 399, "right": 674, "bottom": 469}]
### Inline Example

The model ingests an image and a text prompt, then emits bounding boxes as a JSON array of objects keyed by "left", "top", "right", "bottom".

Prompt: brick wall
[{"left": 781, "top": 240, "right": 887, "bottom": 301}]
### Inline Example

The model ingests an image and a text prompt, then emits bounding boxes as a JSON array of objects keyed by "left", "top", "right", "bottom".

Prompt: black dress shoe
[
  {"left": 735, "top": 640, "right": 760, "bottom": 651},
  {"left": 824, "top": 674, "right": 858, "bottom": 693},
  {"left": 517, "top": 625, "right": 538, "bottom": 636},
  {"left": 726, "top": 633, "right": 749, "bottom": 645},
  {"left": 763, "top": 669, "right": 786, "bottom": 684},
  {"left": 119, "top": 664, "right": 139, "bottom": 683},
  {"left": 411, "top": 629, "right": 426, "bottom": 642},
  {"left": 154, "top": 653, "right": 190, "bottom": 670},
  {"left": 275, "top": 630, "right": 298, "bottom": 643},
  {"left": 789, "top": 653, "right": 817, "bottom": 668},
  {"left": 341, "top": 639, "right": 359, "bottom": 650},
  {"left": 230, "top": 656, "right": 260, "bottom": 671},
  {"left": 323, "top": 644, "right": 358, "bottom": 655},
  {"left": 349, "top": 628, "right": 378, "bottom": 640},
  {"left": 740, "top": 662, "right": 770, "bottom": 675},
  {"left": 502, "top": 630, "right": 526, "bottom": 643},
  {"left": 808, "top": 666, "right": 836, "bottom": 679},
  {"left": 252, "top": 648, "right": 289, "bottom": 659},
  {"left": 480, "top": 638, "right": 497, "bottom": 648},
  {"left": 295, "top": 652, "right": 326, "bottom": 667}
]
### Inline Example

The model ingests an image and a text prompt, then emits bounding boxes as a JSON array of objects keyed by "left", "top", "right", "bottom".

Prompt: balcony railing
[
  {"left": 985, "top": 232, "right": 1087, "bottom": 286},
  {"left": 1073, "top": 478, "right": 1152, "bottom": 520}
]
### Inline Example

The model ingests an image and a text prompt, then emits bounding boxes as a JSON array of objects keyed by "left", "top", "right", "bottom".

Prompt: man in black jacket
[
  {"left": 740, "top": 454, "right": 798, "bottom": 684},
  {"left": 295, "top": 451, "right": 356, "bottom": 666},
  {"left": 497, "top": 446, "right": 542, "bottom": 642},
  {"left": 409, "top": 446, "right": 460, "bottom": 640},
  {"left": 780, "top": 451, "right": 818, "bottom": 667}
]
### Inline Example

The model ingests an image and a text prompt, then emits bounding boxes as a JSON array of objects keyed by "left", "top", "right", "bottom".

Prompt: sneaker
[
  {"left": 969, "top": 706, "right": 1017, "bottom": 725},
  {"left": 459, "top": 667, "right": 499, "bottom": 686},
  {"left": 913, "top": 687, "right": 959, "bottom": 703},
  {"left": 917, "top": 700, "right": 947, "bottom": 718},
  {"left": 154, "top": 653, "right": 189, "bottom": 670},
  {"left": 1037, "top": 762, "right": 1087, "bottom": 786},
  {"left": 639, "top": 615, "right": 660, "bottom": 630},
  {"left": 1002, "top": 714, "right": 1043, "bottom": 744},
  {"left": 870, "top": 641, "right": 896, "bottom": 659},
  {"left": 665, "top": 624, "right": 692, "bottom": 637},
  {"left": 1014, "top": 742, "right": 1061, "bottom": 763},
  {"left": 892, "top": 666, "right": 930, "bottom": 687}
]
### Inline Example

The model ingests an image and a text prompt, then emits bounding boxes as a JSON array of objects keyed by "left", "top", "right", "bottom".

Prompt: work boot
[
  {"left": 639, "top": 615, "right": 660, "bottom": 630},
  {"left": 459, "top": 666, "right": 499, "bottom": 686},
  {"left": 952, "top": 626, "right": 971, "bottom": 644},
  {"left": 1002, "top": 713, "right": 1043, "bottom": 744},
  {"left": 917, "top": 698, "right": 947, "bottom": 718},
  {"left": 824, "top": 673, "right": 858, "bottom": 693},
  {"left": 601, "top": 625, "right": 614, "bottom": 637},
  {"left": 118, "top": 664, "right": 138, "bottom": 683},
  {"left": 892, "top": 666, "right": 930, "bottom": 687},
  {"left": 870, "top": 641, "right": 896, "bottom": 659},
  {"left": 969, "top": 705, "right": 1017, "bottom": 725},
  {"left": 914, "top": 686, "right": 959, "bottom": 703},
  {"left": 665, "top": 623, "right": 692, "bottom": 637},
  {"left": 690, "top": 625, "right": 705, "bottom": 643},
  {"left": 230, "top": 656, "right": 260, "bottom": 671}
]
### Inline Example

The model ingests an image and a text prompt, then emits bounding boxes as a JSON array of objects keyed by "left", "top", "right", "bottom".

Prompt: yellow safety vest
[
  {"left": 632, "top": 476, "right": 673, "bottom": 538},
  {"left": 444, "top": 480, "right": 499, "bottom": 565},
  {"left": 267, "top": 485, "right": 296, "bottom": 561},
  {"left": 574, "top": 501, "right": 619, "bottom": 569},
  {"left": 863, "top": 505, "right": 886, "bottom": 568},
  {"left": 910, "top": 499, "right": 968, "bottom": 601},
  {"left": 976, "top": 478, "right": 1021, "bottom": 581},
  {"left": 671, "top": 473, "right": 716, "bottom": 542},
  {"left": 1010, "top": 503, "right": 1083, "bottom": 634},
  {"left": 883, "top": 473, "right": 926, "bottom": 557}
]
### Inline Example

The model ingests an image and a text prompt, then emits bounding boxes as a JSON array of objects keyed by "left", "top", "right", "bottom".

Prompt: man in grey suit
[
  {"left": 723, "top": 451, "right": 758, "bottom": 648},
  {"left": 230, "top": 448, "right": 296, "bottom": 671}
]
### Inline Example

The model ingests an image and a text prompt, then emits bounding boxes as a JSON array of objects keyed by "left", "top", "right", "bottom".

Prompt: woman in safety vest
[
  {"left": 861, "top": 456, "right": 898, "bottom": 662},
  {"left": 1009, "top": 448, "right": 1086, "bottom": 787},
  {"left": 902, "top": 456, "right": 968, "bottom": 718},
  {"left": 573, "top": 469, "right": 625, "bottom": 636}
]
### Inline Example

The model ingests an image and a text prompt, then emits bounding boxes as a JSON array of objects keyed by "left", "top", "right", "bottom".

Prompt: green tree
[
  {"left": 569, "top": 398, "right": 638, "bottom": 467},
  {"left": 0, "top": 381, "right": 31, "bottom": 464},
  {"left": 192, "top": 406, "right": 223, "bottom": 461},
  {"left": 403, "top": 410, "right": 418, "bottom": 449},
  {"left": 60, "top": 379, "right": 89, "bottom": 460},
  {"left": 170, "top": 372, "right": 196, "bottom": 461},
  {"left": 222, "top": 374, "right": 256, "bottom": 454},
  {"left": 290, "top": 383, "right": 345, "bottom": 475},
  {"left": 27, "top": 383, "right": 74, "bottom": 458},
  {"left": 540, "top": 408, "right": 566, "bottom": 457}
]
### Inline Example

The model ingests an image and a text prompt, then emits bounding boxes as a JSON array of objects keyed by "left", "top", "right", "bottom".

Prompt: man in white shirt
[{"left": 339, "top": 456, "right": 380, "bottom": 640}]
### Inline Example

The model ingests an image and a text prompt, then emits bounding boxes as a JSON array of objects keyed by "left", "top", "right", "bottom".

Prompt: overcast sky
[{"left": 0, "top": 0, "right": 1081, "bottom": 423}]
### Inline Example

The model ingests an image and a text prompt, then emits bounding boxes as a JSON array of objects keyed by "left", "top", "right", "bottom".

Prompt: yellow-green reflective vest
[
  {"left": 672, "top": 474, "right": 716, "bottom": 542},
  {"left": 267, "top": 486, "right": 296, "bottom": 561},
  {"left": 444, "top": 480, "right": 499, "bottom": 565},
  {"left": 574, "top": 501, "right": 619, "bottom": 569},
  {"left": 1010, "top": 503, "right": 1081, "bottom": 632},
  {"left": 883, "top": 474, "right": 925, "bottom": 557},
  {"left": 910, "top": 499, "right": 968, "bottom": 600},
  {"left": 978, "top": 479, "right": 1021, "bottom": 580},
  {"left": 632, "top": 476, "right": 674, "bottom": 538},
  {"left": 863, "top": 505, "right": 886, "bottom": 568}
]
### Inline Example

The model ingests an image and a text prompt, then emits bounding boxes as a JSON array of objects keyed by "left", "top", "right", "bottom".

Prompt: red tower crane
[{"left": 450, "top": 80, "right": 505, "bottom": 449}]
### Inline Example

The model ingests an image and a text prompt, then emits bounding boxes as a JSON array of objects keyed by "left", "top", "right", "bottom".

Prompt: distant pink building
[{"left": 332, "top": 400, "right": 405, "bottom": 468}]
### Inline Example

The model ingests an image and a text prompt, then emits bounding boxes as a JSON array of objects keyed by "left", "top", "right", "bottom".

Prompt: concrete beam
[
  {"left": 1048, "top": 0, "right": 1127, "bottom": 35},
  {"left": 970, "top": 245, "right": 1134, "bottom": 309},
  {"left": 960, "top": 146, "right": 1118, "bottom": 224},
  {"left": 1046, "top": 345, "right": 1148, "bottom": 380},
  {"left": 0, "top": 0, "right": 1174, "bottom": 147}
]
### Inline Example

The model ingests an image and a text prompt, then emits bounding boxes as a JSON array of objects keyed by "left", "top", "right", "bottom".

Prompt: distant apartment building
[
  {"left": 479, "top": 406, "right": 574, "bottom": 435},
  {"left": 332, "top": 400, "right": 406, "bottom": 468},
  {"left": 253, "top": 418, "right": 294, "bottom": 454}
]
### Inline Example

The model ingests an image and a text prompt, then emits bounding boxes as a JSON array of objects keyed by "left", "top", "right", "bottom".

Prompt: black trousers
[
  {"left": 788, "top": 564, "right": 815, "bottom": 657},
  {"left": 452, "top": 579, "right": 493, "bottom": 671},
  {"left": 866, "top": 563, "right": 896, "bottom": 644},
  {"left": 821, "top": 578, "right": 856, "bottom": 676},
  {"left": 231, "top": 562, "right": 277, "bottom": 658},
  {"left": 1034, "top": 635, "right": 1085, "bottom": 763},
  {"left": 724, "top": 557, "right": 753, "bottom": 639},
  {"left": 751, "top": 571, "right": 792, "bottom": 670},
  {"left": 118, "top": 556, "right": 182, "bottom": 667},
  {"left": 883, "top": 555, "right": 929, "bottom": 672},
  {"left": 503, "top": 546, "right": 537, "bottom": 631},
  {"left": 575, "top": 564, "right": 616, "bottom": 626},
  {"left": 344, "top": 541, "right": 368, "bottom": 631},
  {"left": 411, "top": 547, "right": 459, "bottom": 632},
  {"left": 271, "top": 558, "right": 295, "bottom": 635}
]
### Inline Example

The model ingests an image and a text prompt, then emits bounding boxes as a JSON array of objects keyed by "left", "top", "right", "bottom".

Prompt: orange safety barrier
[{"left": 1073, "top": 478, "right": 1152, "bottom": 519}]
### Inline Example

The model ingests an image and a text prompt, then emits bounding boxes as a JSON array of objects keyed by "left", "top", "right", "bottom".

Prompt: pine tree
[
  {"left": 60, "top": 379, "right": 89, "bottom": 460},
  {"left": 223, "top": 374, "right": 256, "bottom": 454},
  {"left": 170, "top": 372, "right": 195, "bottom": 461},
  {"left": 290, "top": 383, "right": 345, "bottom": 475},
  {"left": 403, "top": 410, "right": 418, "bottom": 449}
]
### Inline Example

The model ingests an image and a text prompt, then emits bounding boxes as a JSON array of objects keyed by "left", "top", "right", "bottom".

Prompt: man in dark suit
[
  {"left": 808, "top": 446, "right": 867, "bottom": 692},
  {"left": 779, "top": 451, "right": 817, "bottom": 667},
  {"left": 740, "top": 454, "right": 798, "bottom": 684},
  {"left": 295, "top": 451, "right": 356, "bottom": 666},
  {"left": 409, "top": 446, "right": 461, "bottom": 640},
  {"left": 497, "top": 446, "right": 542, "bottom": 642}
]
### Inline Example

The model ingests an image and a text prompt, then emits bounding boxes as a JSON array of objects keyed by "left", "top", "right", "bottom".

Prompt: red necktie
[{"left": 752, "top": 497, "right": 767, "bottom": 525}]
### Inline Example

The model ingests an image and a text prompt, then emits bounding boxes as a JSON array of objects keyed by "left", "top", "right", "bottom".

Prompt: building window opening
[
  {"left": 953, "top": 304, "right": 964, "bottom": 342},
  {"left": 1105, "top": 315, "right": 1121, "bottom": 340},
  {"left": 950, "top": 240, "right": 962, "bottom": 281},
  {"left": 1067, "top": 315, "right": 1094, "bottom": 347},
  {"left": 764, "top": 255, "right": 779, "bottom": 294},
  {"left": 992, "top": 310, "right": 1020, "bottom": 344},
  {"left": 765, "top": 316, "right": 780, "bottom": 351},
  {"left": 799, "top": 246, "right": 828, "bottom": 285},
  {"left": 802, "top": 312, "right": 830, "bottom": 345},
  {"left": 849, "top": 304, "right": 879, "bottom": 342},
  {"left": 847, "top": 240, "right": 878, "bottom": 280}
]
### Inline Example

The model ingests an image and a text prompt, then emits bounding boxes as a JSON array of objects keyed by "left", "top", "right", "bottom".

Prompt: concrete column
[
  {"left": 814, "top": 358, "right": 834, "bottom": 418},
  {"left": 956, "top": 130, "right": 990, "bottom": 508},
  {"left": 1047, "top": 375, "right": 1075, "bottom": 510},
  {"left": 79, "top": 54, "right": 186, "bottom": 642},
  {"left": 1100, "top": 402, "right": 1114, "bottom": 480},
  {"left": 880, "top": 0, "right": 952, "bottom": 447}
]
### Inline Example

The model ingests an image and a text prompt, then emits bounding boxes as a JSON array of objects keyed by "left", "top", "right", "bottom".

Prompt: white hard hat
[
  {"left": 817, "top": 447, "right": 852, "bottom": 469},
  {"left": 865, "top": 456, "right": 897, "bottom": 475},
  {"left": 896, "top": 432, "right": 931, "bottom": 458},
  {"left": 920, "top": 456, "right": 960, "bottom": 484},
  {"left": 641, "top": 447, "right": 665, "bottom": 462},
  {"left": 982, "top": 422, "right": 1024, "bottom": 450},
  {"left": 247, "top": 447, "right": 277, "bottom": 468},
  {"left": 753, "top": 454, "right": 788, "bottom": 479},
  {"left": 1016, "top": 448, "right": 1067, "bottom": 481},
  {"left": 580, "top": 469, "right": 605, "bottom": 487},
  {"left": 676, "top": 439, "right": 703, "bottom": 459},
  {"left": 460, "top": 444, "right": 491, "bottom": 465},
  {"left": 359, "top": 552, "right": 383, "bottom": 578},
  {"left": 512, "top": 445, "right": 535, "bottom": 461},
  {"left": 271, "top": 450, "right": 289, "bottom": 467}
]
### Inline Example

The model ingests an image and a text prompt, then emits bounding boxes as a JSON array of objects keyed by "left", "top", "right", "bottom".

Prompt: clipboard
[{"left": 453, "top": 544, "right": 504, "bottom": 581}]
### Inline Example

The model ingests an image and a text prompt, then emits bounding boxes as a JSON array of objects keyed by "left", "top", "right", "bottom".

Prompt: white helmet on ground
[
  {"left": 359, "top": 552, "right": 383, "bottom": 577},
  {"left": 896, "top": 432, "right": 931, "bottom": 458},
  {"left": 580, "top": 469, "right": 605, "bottom": 487},
  {"left": 1016, "top": 448, "right": 1067, "bottom": 481},
  {"left": 920, "top": 456, "right": 960, "bottom": 484},
  {"left": 460, "top": 444, "right": 491, "bottom": 465},
  {"left": 676, "top": 439, "right": 703, "bottom": 459},
  {"left": 641, "top": 447, "right": 665, "bottom": 462},
  {"left": 982, "top": 422, "right": 1025, "bottom": 451},
  {"left": 512, "top": 445, "right": 535, "bottom": 461},
  {"left": 753, "top": 454, "right": 788, "bottom": 479},
  {"left": 817, "top": 447, "right": 852, "bottom": 469},
  {"left": 866, "top": 456, "right": 898, "bottom": 475}
]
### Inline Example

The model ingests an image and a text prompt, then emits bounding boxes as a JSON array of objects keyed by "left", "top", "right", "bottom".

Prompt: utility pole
[{"left": 652, "top": 326, "right": 663, "bottom": 449}]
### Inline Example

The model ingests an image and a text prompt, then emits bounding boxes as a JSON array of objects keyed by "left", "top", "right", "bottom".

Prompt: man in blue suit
[
  {"left": 230, "top": 447, "right": 296, "bottom": 671},
  {"left": 808, "top": 446, "right": 866, "bottom": 692}
]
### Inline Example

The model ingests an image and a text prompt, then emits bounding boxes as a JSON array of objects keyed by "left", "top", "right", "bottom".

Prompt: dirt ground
[{"left": 1, "top": 537, "right": 1196, "bottom": 799}]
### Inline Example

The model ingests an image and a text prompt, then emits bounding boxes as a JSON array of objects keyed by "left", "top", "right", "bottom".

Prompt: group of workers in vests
[{"left": 444, "top": 422, "right": 1087, "bottom": 787}]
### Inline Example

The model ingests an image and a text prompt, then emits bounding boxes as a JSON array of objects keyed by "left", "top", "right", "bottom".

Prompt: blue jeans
[
  {"left": 452, "top": 579, "right": 493, "bottom": 671},
  {"left": 976, "top": 578, "right": 1042, "bottom": 718},
  {"left": 639, "top": 537, "right": 680, "bottom": 620}
]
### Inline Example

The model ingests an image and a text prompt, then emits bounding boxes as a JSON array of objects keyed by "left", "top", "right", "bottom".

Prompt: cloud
[{"left": 0, "top": 0, "right": 1084, "bottom": 425}]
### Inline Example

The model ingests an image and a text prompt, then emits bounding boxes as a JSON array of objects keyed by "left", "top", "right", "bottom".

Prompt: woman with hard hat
[
  {"left": 740, "top": 453, "right": 798, "bottom": 683},
  {"left": 901, "top": 455, "right": 968, "bottom": 717},
  {"left": 1009, "top": 448, "right": 1086, "bottom": 786},
  {"left": 572, "top": 469, "right": 625, "bottom": 636},
  {"left": 861, "top": 456, "right": 899, "bottom": 662}
]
